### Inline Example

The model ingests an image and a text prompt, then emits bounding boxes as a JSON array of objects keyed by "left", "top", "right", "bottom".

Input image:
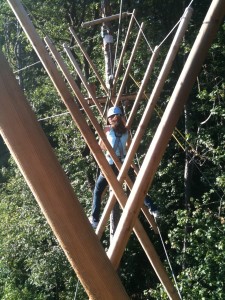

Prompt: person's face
[{"left": 108, "top": 114, "right": 120, "bottom": 126}]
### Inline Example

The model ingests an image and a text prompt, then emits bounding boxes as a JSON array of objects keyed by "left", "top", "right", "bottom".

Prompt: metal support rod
[
  {"left": 115, "top": 22, "right": 144, "bottom": 105},
  {"left": 69, "top": 27, "right": 109, "bottom": 95},
  {"left": 108, "top": 0, "right": 225, "bottom": 287},
  {"left": 82, "top": 12, "right": 130, "bottom": 27}
]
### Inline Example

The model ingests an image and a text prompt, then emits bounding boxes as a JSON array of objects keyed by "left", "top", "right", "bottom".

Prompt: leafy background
[{"left": 0, "top": 0, "right": 224, "bottom": 299}]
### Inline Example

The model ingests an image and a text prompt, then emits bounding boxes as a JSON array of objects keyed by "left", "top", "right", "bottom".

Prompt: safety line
[
  {"left": 156, "top": 221, "right": 183, "bottom": 300},
  {"left": 132, "top": 15, "right": 154, "bottom": 53},
  {"left": 73, "top": 279, "right": 80, "bottom": 300},
  {"left": 13, "top": 60, "right": 41, "bottom": 73}
]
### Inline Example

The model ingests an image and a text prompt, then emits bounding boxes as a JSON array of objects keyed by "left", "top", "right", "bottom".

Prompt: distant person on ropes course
[{"left": 89, "top": 106, "right": 159, "bottom": 229}]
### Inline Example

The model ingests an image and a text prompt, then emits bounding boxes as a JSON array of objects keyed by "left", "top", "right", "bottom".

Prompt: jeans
[{"left": 91, "top": 164, "right": 157, "bottom": 222}]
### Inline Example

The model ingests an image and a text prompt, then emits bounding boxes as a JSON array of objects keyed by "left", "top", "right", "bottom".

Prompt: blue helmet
[{"left": 107, "top": 106, "right": 122, "bottom": 118}]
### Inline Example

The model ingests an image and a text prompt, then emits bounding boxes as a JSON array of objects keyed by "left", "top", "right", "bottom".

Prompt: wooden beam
[
  {"left": 69, "top": 27, "right": 108, "bottom": 95},
  {"left": 82, "top": 12, "right": 130, "bottom": 27},
  {"left": 6, "top": 1, "right": 182, "bottom": 298},
  {"left": 108, "top": 0, "right": 225, "bottom": 289},
  {"left": 6, "top": 2, "right": 172, "bottom": 287},
  {"left": 112, "top": 9, "right": 136, "bottom": 93},
  {"left": 126, "top": 46, "right": 160, "bottom": 130},
  {"left": 97, "top": 5, "right": 193, "bottom": 241},
  {"left": 0, "top": 49, "right": 129, "bottom": 300},
  {"left": 44, "top": 37, "right": 134, "bottom": 188},
  {"left": 126, "top": 6, "right": 193, "bottom": 131},
  {"left": 62, "top": 42, "right": 104, "bottom": 116},
  {"left": 115, "top": 22, "right": 145, "bottom": 105}
]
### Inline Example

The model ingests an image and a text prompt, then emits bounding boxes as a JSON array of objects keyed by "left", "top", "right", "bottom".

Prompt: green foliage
[
  {"left": 168, "top": 202, "right": 225, "bottom": 299},
  {"left": 0, "top": 164, "right": 79, "bottom": 299},
  {"left": 0, "top": 0, "right": 225, "bottom": 299}
]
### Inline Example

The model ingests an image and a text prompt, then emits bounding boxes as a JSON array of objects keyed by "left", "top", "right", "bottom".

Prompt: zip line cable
[{"left": 13, "top": 60, "right": 42, "bottom": 73}]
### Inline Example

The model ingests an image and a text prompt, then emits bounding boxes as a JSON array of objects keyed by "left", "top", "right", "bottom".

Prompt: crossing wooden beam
[
  {"left": 0, "top": 49, "right": 129, "bottom": 300},
  {"left": 82, "top": 12, "right": 130, "bottom": 27},
  {"left": 108, "top": 0, "right": 225, "bottom": 277}
]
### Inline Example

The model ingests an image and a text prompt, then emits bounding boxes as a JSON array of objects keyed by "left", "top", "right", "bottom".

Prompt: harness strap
[{"left": 113, "top": 133, "right": 125, "bottom": 160}]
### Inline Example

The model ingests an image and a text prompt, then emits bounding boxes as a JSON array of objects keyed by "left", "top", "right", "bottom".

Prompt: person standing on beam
[{"left": 89, "top": 106, "right": 158, "bottom": 229}]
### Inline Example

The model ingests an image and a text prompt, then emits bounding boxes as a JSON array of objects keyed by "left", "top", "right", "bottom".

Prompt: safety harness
[{"left": 113, "top": 131, "right": 125, "bottom": 161}]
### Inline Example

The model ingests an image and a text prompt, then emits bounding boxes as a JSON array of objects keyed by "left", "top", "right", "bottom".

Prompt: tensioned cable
[
  {"left": 133, "top": 0, "right": 195, "bottom": 52},
  {"left": 132, "top": 15, "right": 154, "bottom": 53},
  {"left": 38, "top": 111, "right": 70, "bottom": 121},
  {"left": 156, "top": 221, "right": 183, "bottom": 299},
  {"left": 13, "top": 60, "right": 41, "bottom": 73},
  {"left": 73, "top": 279, "right": 80, "bottom": 300}
]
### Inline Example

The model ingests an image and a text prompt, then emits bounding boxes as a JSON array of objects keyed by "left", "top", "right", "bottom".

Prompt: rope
[
  {"left": 13, "top": 60, "right": 41, "bottom": 73},
  {"left": 156, "top": 221, "right": 183, "bottom": 299},
  {"left": 132, "top": 15, "right": 154, "bottom": 53},
  {"left": 73, "top": 280, "right": 80, "bottom": 300},
  {"left": 38, "top": 111, "right": 70, "bottom": 121}
]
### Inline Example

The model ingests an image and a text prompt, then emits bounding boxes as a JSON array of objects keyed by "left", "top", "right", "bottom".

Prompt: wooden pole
[
  {"left": 126, "top": 45, "right": 160, "bottom": 130},
  {"left": 69, "top": 27, "right": 109, "bottom": 95},
  {"left": 97, "top": 6, "right": 193, "bottom": 239},
  {"left": 6, "top": 1, "right": 182, "bottom": 298},
  {"left": 108, "top": 0, "right": 225, "bottom": 276},
  {"left": 6, "top": 0, "right": 131, "bottom": 255},
  {"left": 63, "top": 42, "right": 104, "bottom": 116},
  {"left": 82, "top": 12, "right": 130, "bottom": 27},
  {"left": 0, "top": 50, "right": 129, "bottom": 300},
  {"left": 6, "top": 1, "right": 166, "bottom": 277},
  {"left": 112, "top": 9, "right": 136, "bottom": 91},
  {"left": 44, "top": 36, "right": 135, "bottom": 192},
  {"left": 115, "top": 22, "right": 145, "bottom": 106}
]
